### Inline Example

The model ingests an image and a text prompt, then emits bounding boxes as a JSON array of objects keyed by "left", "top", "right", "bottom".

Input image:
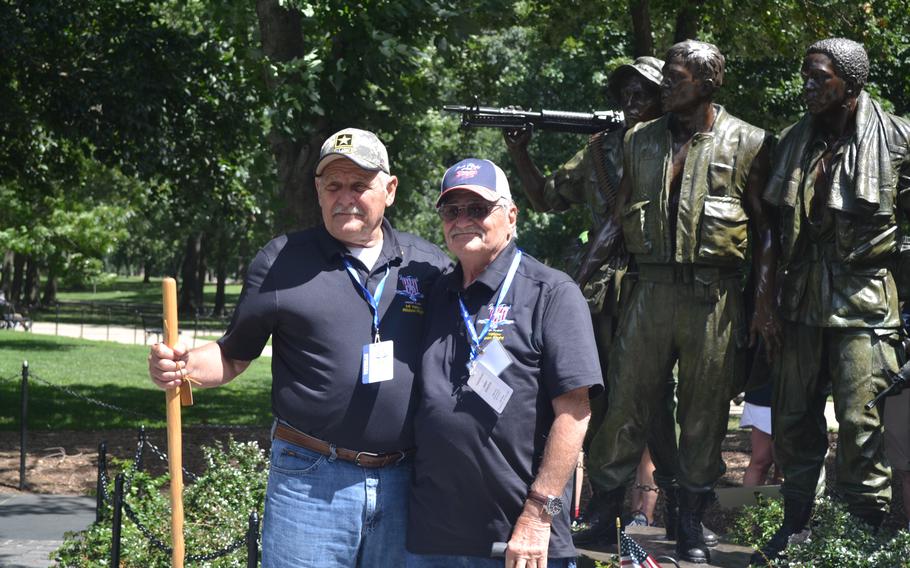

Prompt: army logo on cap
[{"left": 334, "top": 133, "right": 354, "bottom": 153}]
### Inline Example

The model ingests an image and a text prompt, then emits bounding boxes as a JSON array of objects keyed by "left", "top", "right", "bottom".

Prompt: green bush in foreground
[
  {"left": 53, "top": 437, "right": 268, "bottom": 567},
  {"left": 731, "top": 496, "right": 910, "bottom": 567}
]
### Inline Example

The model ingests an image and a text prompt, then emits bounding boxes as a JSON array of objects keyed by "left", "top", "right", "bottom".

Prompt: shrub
[
  {"left": 53, "top": 437, "right": 268, "bottom": 567},
  {"left": 730, "top": 496, "right": 910, "bottom": 568}
]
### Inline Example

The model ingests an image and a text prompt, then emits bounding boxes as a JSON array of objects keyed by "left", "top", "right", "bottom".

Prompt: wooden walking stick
[{"left": 162, "top": 277, "right": 193, "bottom": 568}]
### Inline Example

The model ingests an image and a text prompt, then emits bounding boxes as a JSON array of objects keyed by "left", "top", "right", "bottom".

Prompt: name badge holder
[
  {"left": 459, "top": 251, "right": 522, "bottom": 413},
  {"left": 343, "top": 259, "right": 394, "bottom": 384}
]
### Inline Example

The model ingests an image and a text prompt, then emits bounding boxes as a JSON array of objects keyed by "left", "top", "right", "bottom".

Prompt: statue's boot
[
  {"left": 661, "top": 485, "right": 717, "bottom": 546},
  {"left": 676, "top": 489, "right": 712, "bottom": 564},
  {"left": 573, "top": 486, "right": 625, "bottom": 547},
  {"left": 748, "top": 498, "right": 813, "bottom": 566}
]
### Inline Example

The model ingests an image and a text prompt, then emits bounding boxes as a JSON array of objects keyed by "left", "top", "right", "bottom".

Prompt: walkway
[
  {"left": 0, "top": 494, "right": 95, "bottom": 568},
  {"left": 27, "top": 321, "right": 273, "bottom": 357}
]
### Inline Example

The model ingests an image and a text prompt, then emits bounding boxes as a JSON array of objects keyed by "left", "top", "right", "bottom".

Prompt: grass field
[
  {"left": 0, "top": 330, "right": 272, "bottom": 431},
  {"left": 53, "top": 275, "right": 244, "bottom": 306}
]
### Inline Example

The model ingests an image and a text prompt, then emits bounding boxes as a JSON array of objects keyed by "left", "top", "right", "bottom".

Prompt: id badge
[
  {"left": 477, "top": 339, "right": 513, "bottom": 376},
  {"left": 467, "top": 362, "right": 513, "bottom": 414},
  {"left": 362, "top": 340, "right": 394, "bottom": 384}
]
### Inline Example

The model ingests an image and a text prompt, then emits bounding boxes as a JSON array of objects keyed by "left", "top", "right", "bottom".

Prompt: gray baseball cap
[
  {"left": 607, "top": 56, "right": 665, "bottom": 102},
  {"left": 316, "top": 128, "right": 390, "bottom": 175}
]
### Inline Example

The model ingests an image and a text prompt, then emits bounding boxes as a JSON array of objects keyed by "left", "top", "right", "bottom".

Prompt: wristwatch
[{"left": 527, "top": 489, "right": 563, "bottom": 517}]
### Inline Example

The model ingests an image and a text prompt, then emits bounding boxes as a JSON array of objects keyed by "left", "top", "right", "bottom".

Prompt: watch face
[{"left": 546, "top": 496, "right": 563, "bottom": 516}]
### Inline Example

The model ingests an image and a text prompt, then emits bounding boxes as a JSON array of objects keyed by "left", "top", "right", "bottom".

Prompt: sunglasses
[{"left": 436, "top": 202, "right": 503, "bottom": 222}]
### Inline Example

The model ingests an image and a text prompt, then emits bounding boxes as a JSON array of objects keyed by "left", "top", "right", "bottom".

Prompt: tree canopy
[{"left": 1, "top": 0, "right": 908, "bottom": 311}]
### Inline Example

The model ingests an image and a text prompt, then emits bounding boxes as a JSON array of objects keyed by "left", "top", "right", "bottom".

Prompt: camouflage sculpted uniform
[
  {"left": 546, "top": 129, "right": 680, "bottom": 492},
  {"left": 764, "top": 91, "right": 910, "bottom": 520},
  {"left": 588, "top": 105, "right": 768, "bottom": 494}
]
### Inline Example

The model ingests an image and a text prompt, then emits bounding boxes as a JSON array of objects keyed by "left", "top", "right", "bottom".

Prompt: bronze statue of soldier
[
  {"left": 752, "top": 38, "right": 910, "bottom": 566},
  {"left": 579, "top": 40, "right": 780, "bottom": 564},
  {"left": 503, "top": 57, "right": 699, "bottom": 543}
]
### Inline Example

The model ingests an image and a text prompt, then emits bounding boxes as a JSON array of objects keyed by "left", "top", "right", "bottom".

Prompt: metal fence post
[
  {"left": 133, "top": 310, "right": 138, "bottom": 345},
  {"left": 19, "top": 360, "right": 28, "bottom": 491},
  {"left": 246, "top": 511, "right": 260, "bottom": 568},
  {"left": 80, "top": 308, "right": 85, "bottom": 338},
  {"left": 106, "top": 307, "right": 111, "bottom": 341},
  {"left": 111, "top": 473, "right": 124, "bottom": 567},
  {"left": 55, "top": 302, "right": 59, "bottom": 336},
  {"left": 136, "top": 426, "right": 146, "bottom": 471},
  {"left": 96, "top": 441, "right": 107, "bottom": 523}
]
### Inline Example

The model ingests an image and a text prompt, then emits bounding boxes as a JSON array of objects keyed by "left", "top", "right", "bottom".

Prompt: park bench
[
  {"left": 140, "top": 313, "right": 164, "bottom": 344},
  {"left": 1, "top": 302, "right": 32, "bottom": 331}
]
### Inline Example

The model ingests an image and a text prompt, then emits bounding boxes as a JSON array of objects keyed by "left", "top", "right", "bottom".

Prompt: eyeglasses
[{"left": 436, "top": 202, "right": 503, "bottom": 222}]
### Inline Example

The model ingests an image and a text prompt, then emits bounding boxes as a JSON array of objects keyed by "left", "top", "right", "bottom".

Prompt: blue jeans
[
  {"left": 262, "top": 437, "right": 411, "bottom": 567},
  {"left": 405, "top": 552, "right": 576, "bottom": 568}
]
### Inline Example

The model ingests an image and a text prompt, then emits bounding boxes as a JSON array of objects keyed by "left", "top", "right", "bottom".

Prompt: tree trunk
[
  {"left": 179, "top": 233, "right": 201, "bottom": 314},
  {"left": 0, "top": 251, "right": 12, "bottom": 299},
  {"left": 24, "top": 257, "right": 39, "bottom": 307},
  {"left": 256, "top": 0, "right": 327, "bottom": 232},
  {"left": 212, "top": 231, "right": 229, "bottom": 317},
  {"left": 628, "top": 0, "right": 653, "bottom": 57},
  {"left": 41, "top": 262, "right": 57, "bottom": 306},
  {"left": 143, "top": 258, "right": 152, "bottom": 283},
  {"left": 195, "top": 233, "right": 207, "bottom": 314},
  {"left": 673, "top": 1, "right": 704, "bottom": 43},
  {"left": 11, "top": 252, "right": 25, "bottom": 306}
]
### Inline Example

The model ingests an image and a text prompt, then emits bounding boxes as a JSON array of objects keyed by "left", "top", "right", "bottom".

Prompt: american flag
[{"left": 620, "top": 530, "right": 662, "bottom": 568}]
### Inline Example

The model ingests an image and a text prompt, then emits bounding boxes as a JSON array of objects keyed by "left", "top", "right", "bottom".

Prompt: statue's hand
[
  {"left": 750, "top": 305, "right": 781, "bottom": 362},
  {"left": 503, "top": 126, "right": 533, "bottom": 150}
]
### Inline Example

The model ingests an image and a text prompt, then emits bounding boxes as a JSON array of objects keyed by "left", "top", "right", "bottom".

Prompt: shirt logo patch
[
  {"left": 477, "top": 304, "right": 514, "bottom": 330},
  {"left": 396, "top": 275, "right": 424, "bottom": 314}
]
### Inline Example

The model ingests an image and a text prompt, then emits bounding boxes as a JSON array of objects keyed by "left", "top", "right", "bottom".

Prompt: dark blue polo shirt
[
  {"left": 218, "top": 219, "right": 451, "bottom": 453},
  {"left": 408, "top": 241, "right": 603, "bottom": 558}
]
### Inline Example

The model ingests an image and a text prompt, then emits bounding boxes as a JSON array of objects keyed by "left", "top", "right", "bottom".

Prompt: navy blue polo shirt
[
  {"left": 408, "top": 241, "right": 603, "bottom": 558},
  {"left": 218, "top": 219, "right": 451, "bottom": 453}
]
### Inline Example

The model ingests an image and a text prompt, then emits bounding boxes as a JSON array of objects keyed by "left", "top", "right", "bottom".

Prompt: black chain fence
[{"left": 9, "top": 361, "right": 262, "bottom": 565}]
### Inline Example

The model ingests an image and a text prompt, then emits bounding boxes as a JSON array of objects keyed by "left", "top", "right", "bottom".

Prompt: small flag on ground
[{"left": 619, "top": 530, "right": 661, "bottom": 568}]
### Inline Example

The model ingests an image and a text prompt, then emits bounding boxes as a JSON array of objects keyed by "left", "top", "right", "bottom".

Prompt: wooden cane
[{"left": 162, "top": 278, "right": 192, "bottom": 568}]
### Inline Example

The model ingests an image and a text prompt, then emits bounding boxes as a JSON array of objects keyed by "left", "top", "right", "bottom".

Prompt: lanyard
[
  {"left": 343, "top": 259, "right": 390, "bottom": 342},
  {"left": 458, "top": 250, "right": 522, "bottom": 361}
]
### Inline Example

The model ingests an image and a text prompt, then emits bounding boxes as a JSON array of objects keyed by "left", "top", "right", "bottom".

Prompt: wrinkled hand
[
  {"left": 148, "top": 341, "right": 189, "bottom": 390},
  {"left": 503, "top": 127, "right": 533, "bottom": 150},
  {"left": 749, "top": 306, "right": 781, "bottom": 362},
  {"left": 505, "top": 510, "right": 551, "bottom": 568}
]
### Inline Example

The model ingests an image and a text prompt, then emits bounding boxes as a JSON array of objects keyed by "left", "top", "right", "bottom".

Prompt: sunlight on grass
[{"left": 0, "top": 330, "right": 272, "bottom": 431}]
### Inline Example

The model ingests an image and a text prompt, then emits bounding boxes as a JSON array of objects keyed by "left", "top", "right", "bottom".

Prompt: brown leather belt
[{"left": 273, "top": 424, "right": 412, "bottom": 468}]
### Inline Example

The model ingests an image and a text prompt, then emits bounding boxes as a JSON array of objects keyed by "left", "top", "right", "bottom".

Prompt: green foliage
[
  {"left": 730, "top": 496, "right": 910, "bottom": 567},
  {"left": 729, "top": 493, "right": 785, "bottom": 548},
  {"left": 53, "top": 437, "right": 268, "bottom": 567}
]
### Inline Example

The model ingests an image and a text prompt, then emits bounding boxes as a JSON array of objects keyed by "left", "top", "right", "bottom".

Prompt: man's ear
[{"left": 385, "top": 175, "right": 398, "bottom": 207}]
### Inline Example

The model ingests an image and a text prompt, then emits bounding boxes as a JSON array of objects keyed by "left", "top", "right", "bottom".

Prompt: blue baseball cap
[{"left": 437, "top": 158, "right": 512, "bottom": 207}]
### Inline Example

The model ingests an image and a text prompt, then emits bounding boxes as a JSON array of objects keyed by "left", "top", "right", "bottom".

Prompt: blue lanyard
[
  {"left": 458, "top": 251, "right": 522, "bottom": 361},
  {"left": 343, "top": 259, "right": 390, "bottom": 342}
]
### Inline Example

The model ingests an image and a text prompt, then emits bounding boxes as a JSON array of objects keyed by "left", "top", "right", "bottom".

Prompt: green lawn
[
  {"left": 0, "top": 331, "right": 272, "bottom": 431},
  {"left": 53, "top": 275, "right": 244, "bottom": 306}
]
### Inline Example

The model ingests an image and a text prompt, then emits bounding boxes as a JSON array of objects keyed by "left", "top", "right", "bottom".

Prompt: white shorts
[{"left": 740, "top": 402, "right": 772, "bottom": 436}]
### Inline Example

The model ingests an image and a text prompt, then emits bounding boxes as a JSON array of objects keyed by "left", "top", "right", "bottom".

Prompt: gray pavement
[
  {"left": 24, "top": 321, "right": 272, "bottom": 357},
  {"left": 0, "top": 494, "right": 95, "bottom": 567}
]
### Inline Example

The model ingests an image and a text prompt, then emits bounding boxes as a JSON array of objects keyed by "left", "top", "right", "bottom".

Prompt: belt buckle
[{"left": 354, "top": 451, "right": 381, "bottom": 467}]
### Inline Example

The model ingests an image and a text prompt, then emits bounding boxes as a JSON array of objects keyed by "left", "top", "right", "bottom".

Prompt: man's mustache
[{"left": 333, "top": 205, "right": 365, "bottom": 216}]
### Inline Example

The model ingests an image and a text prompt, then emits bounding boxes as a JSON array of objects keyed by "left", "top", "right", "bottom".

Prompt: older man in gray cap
[
  {"left": 504, "top": 56, "right": 686, "bottom": 540},
  {"left": 148, "top": 128, "right": 450, "bottom": 567}
]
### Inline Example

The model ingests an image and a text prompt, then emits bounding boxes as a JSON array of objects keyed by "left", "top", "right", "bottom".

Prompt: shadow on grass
[
  {"left": 0, "top": 338, "right": 80, "bottom": 353},
  {"left": 0, "top": 381, "right": 271, "bottom": 433}
]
